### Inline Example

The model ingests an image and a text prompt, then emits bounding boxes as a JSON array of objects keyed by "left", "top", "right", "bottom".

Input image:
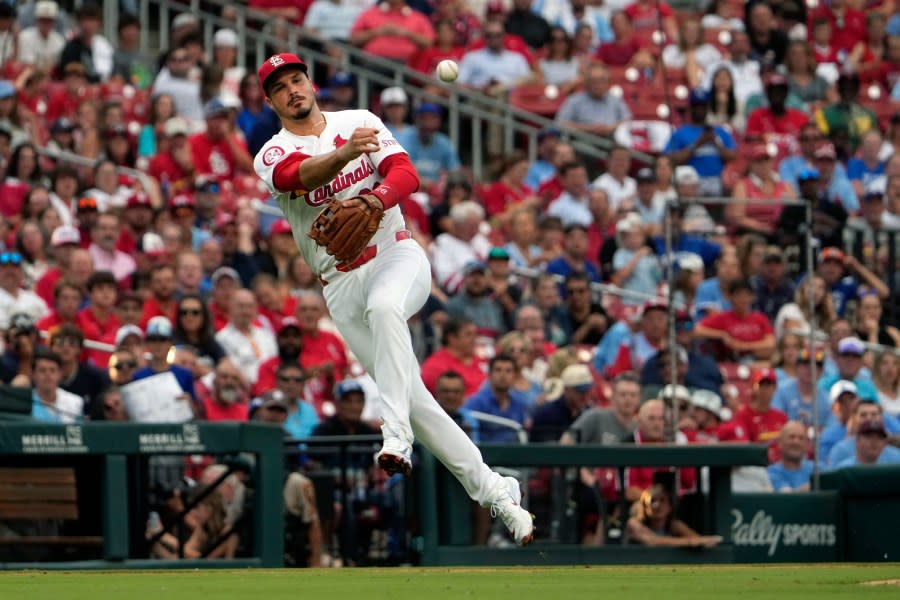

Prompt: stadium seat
[{"left": 509, "top": 83, "right": 566, "bottom": 118}]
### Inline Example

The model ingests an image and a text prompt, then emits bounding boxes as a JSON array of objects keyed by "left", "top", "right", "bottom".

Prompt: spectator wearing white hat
[
  {"left": 212, "top": 29, "right": 246, "bottom": 100},
  {"left": 17, "top": 1, "right": 65, "bottom": 71},
  {"left": 817, "top": 336, "right": 879, "bottom": 416},
  {"left": 379, "top": 87, "right": 411, "bottom": 138},
  {"left": 133, "top": 316, "right": 197, "bottom": 402},
  {"left": 611, "top": 213, "right": 661, "bottom": 306},
  {"left": 531, "top": 363, "right": 594, "bottom": 442}
]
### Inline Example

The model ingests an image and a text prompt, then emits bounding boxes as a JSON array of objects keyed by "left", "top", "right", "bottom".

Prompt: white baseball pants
[{"left": 323, "top": 237, "right": 502, "bottom": 505}]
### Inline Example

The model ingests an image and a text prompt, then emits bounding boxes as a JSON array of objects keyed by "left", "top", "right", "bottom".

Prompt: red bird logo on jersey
[{"left": 333, "top": 134, "right": 348, "bottom": 149}]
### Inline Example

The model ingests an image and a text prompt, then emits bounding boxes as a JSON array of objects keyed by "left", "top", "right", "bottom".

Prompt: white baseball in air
[
  {"left": 544, "top": 84, "right": 559, "bottom": 99},
  {"left": 436, "top": 59, "right": 459, "bottom": 83}
]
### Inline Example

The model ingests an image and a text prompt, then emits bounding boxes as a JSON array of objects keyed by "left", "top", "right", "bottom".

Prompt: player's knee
[{"left": 365, "top": 296, "right": 405, "bottom": 324}]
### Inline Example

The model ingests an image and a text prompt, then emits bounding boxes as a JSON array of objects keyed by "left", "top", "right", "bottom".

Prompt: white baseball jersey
[{"left": 254, "top": 110, "right": 408, "bottom": 275}]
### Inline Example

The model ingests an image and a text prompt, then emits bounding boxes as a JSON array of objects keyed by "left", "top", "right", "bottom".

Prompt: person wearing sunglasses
[
  {"left": 49, "top": 324, "right": 110, "bottom": 420},
  {"left": 270, "top": 363, "right": 318, "bottom": 439},
  {"left": 172, "top": 294, "right": 224, "bottom": 369},
  {"left": 0, "top": 250, "right": 49, "bottom": 331},
  {"left": 108, "top": 349, "right": 139, "bottom": 387}
]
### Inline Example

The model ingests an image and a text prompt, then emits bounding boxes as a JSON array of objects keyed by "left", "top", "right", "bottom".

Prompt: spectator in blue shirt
[
  {"left": 834, "top": 418, "right": 900, "bottom": 468},
  {"left": 545, "top": 224, "right": 601, "bottom": 294},
  {"left": 846, "top": 130, "right": 886, "bottom": 198},
  {"left": 780, "top": 124, "right": 849, "bottom": 194},
  {"left": 818, "top": 337, "right": 878, "bottom": 412},
  {"left": 395, "top": 103, "right": 461, "bottom": 187},
  {"left": 772, "top": 348, "right": 832, "bottom": 428},
  {"left": 768, "top": 421, "right": 814, "bottom": 492},
  {"left": 652, "top": 204, "right": 722, "bottom": 270},
  {"left": 464, "top": 354, "right": 529, "bottom": 443},
  {"left": 816, "top": 247, "right": 888, "bottom": 317},
  {"left": 813, "top": 142, "right": 858, "bottom": 213},
  {"left": 694, "top": 246, "right": 740, "bottom": 319},
  {"left": 663, "top": 88, "right": 738, "bottom": 196},
  {"left": 434, "top": 370, "right": 481, "bottom": 442},
  {"left": 825, "top": 399, "right": 885, "bottom": 467},
  {"left": 525, "top": 127, "right": 561, "bottom": 189},
  {"left": 530, "top": 364, "right": 593, "bottom": 442}
]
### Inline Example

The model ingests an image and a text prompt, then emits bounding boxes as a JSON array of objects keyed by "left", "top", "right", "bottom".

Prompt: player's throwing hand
[{"left": 337, "top": 128, "right": 381, "bottom": 161}]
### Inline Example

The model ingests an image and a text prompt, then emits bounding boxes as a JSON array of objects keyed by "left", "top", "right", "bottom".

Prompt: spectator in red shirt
[
  {"left": 252, "top": 273, "right": 298, "bottom": 333},
  {"left": 733, "top": 368, "right": 789, "bottom": 461},
  {"left": 188, "top": 99, "right": 253, "bottom": 184},
  {"left": 148, "top": 117, "right": 194, "bottom": 198},
  {"left": 695, "top": 279, "right": 776, "bottom": 361},
  {"left": 687, "top": 389, "right": 745, "bottom": 443},
  {"left": 479, "top": 150, "right": 539, "bottom": 221},
  {"left": 77, "top": 271, "right": 121, "bottom": 366},
  {"left": 139, "top": 264, "right": 178, "bottom": 329},
  {"left": 45, "top": 62, "right": 93, "bottom": 124},
  {"left": 209, "top": 266, "right": 240, "bottom": 332},
  {"left": 431, "top": 0, "right": 482, "bottom": 48},
  {"left": 745, "top": 74, "right": 810, "bottom": 161},
  {"left": 421, "top": 317, "right": 487, "bottom": 396},
  {"left": 410, "top": 19, "right": 466, "bottom": 75},
  {"left": 36, "top": 226, "right": 82, "bottom": 306},
  {"left": 728, "top": 144, "right": 797, "bottom": 237},
  {"left": 248, "top": 0, "right": 312, "bottom": 26},
  {"left": 624, "top": 0, "right": 677, "bottom": 42},
  {"left": 296, "top": 292, "right": 350, "bottom": 415},
  {"left": 254, "top": 316, "right": 304, "bottom": 397},
  {"left": 36, "top": 278, "right": 82, "bottom": 334},
  {"left": 623, "top": 399, "right": 697, "bottom": 501},
  {"left": 201, "top": 359, "right": 250, "bottom": 422},
  {"left": 116, "top": 192, "right": 155, "bottom": 256},
  {"left": 810, "top": 0, "right": 866, "bottom": 54},
  {"left": 349, "top": 0, "right": 435, "bottom": 63},
  {"left": 595, "top": 12, "right": 654, "bottom": 69}
]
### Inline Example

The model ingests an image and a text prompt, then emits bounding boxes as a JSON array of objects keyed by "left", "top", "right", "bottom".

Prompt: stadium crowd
[{"left": 2, "top": 0, "right": 900, "bottom": 560}]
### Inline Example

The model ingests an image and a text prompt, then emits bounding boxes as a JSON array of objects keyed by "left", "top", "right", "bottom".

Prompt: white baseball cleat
[
  {"left": 375, "top": 437, "right": 413, "bottom": 476},
  {"left": 490, "top": 476, "right": 535, "bottom": 546}
]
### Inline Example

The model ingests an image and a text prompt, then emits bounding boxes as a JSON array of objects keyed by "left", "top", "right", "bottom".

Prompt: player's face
[{"left": 265, "top": 68, "right": 316, "bottom": 121}]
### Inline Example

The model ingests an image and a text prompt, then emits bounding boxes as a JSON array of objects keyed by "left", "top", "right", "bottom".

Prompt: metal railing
[{"left": 133, "top": 0, "right": 654, "bottom": 181}]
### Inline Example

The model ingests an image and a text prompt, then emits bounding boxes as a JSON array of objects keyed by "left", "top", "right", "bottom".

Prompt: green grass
[{"left": 2, "top": 565, "right": 899, "bottom": 599}]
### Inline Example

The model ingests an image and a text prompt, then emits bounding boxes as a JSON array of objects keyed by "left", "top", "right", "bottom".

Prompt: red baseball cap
[
  {"left": 270, "top": 218, "right": 293, "bottom": 236},
  {"left": 748, "top": 143, "right": 771, "bottom": 161},
  {"left": 819, "top": 247, "right": 845, "bottom": 263},
  {"left": 169, "top": 192, "right": 195, "bottom": 210},
  {"left": 277, "top": 316, "right": 301, "bottom": 335},
  {"left": 126, "top": 192, "right": 152, "bottom": 209},
  {"left": 258, "top": 53, "right": 308, "bottom": 94},
  {"left": 753, "top": 367, "right": 777, "bottom": 384},
  {"left": 215, "top": 212, "right": 236, "bottom": 230}
]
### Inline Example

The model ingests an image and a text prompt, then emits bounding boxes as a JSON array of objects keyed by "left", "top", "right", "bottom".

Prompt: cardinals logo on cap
[
  {"left": 334, "top": 135, "right": 347, "bottom": 149},
  {"left": 269, "top": 55, "right": 284, "bottom": 67}
]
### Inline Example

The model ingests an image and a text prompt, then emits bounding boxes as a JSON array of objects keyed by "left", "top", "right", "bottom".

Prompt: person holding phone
[{"left": 663, "top": 88, "right": 737, "bottom": 197}]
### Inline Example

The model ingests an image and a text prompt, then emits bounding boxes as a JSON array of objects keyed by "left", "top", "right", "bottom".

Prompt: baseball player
[{"left": 252, "top": 53, "right": 534, "bottom": 545}]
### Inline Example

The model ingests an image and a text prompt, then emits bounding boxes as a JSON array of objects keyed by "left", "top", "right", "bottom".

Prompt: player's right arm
[{"left": 255, "top": 129, "right": 383, "bottom": 196}]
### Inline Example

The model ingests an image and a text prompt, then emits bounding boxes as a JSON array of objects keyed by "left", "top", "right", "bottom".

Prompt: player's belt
[{"left": 322, "top": 230, "right": 413, "bottom": 284}]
